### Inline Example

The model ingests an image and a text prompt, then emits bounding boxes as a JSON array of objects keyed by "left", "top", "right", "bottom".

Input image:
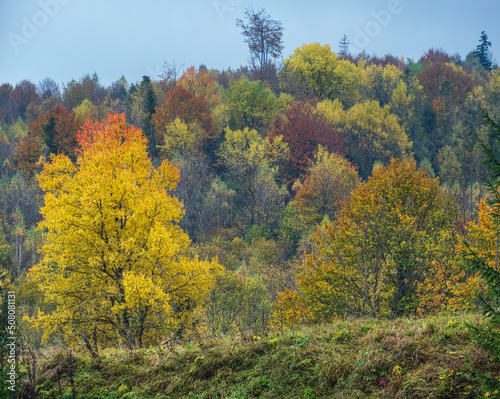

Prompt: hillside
[
  {"left": 1, "top": 10, "right": 500, "bottom": 399},
  {"left": 31, "top": 313, "right": 497, "bottom": 399}
]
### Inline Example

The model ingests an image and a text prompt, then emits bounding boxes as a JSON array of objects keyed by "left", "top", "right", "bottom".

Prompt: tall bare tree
[{"left": 236, "top": 6, "right": 284, "bottom": 70}]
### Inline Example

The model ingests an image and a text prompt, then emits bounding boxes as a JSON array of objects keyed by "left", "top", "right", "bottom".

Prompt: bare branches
[{"left": 236, "top": 6, "right": 284, "bottom": 70}]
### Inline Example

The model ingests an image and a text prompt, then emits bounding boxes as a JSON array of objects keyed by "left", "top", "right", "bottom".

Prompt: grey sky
[{"left": 1, "top": 0, "right": 499, "bottom": 87}]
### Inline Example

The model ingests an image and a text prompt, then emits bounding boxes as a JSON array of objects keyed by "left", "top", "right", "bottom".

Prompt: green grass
[{"left": 30, "top": 313, "right": 499, "bottom": 398}]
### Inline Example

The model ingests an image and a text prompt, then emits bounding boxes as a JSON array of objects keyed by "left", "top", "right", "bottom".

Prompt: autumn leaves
[
  {"left": 11, "top": 43, "right": 499, "bottom": 352},
  {"left": 30, "top": 114, "right": 221, "bottom": 349}
]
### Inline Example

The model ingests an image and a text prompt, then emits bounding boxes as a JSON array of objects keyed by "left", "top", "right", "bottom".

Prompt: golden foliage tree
[
  {"left": 294, "top": 145, "right": 360, "bottom": 227},
  {"left": 30, "top": 113, "right": 221, "bottom": 350},
  {"left": 283, "top": 42, "right": 361, "bottom": 105},
  {"left": 360, "top": 63, "right": 402, "bottom": 107},
  {"left": 297, "top": 158, "right": 457, "bottom": 319},
  {"left": 218, "top": 127, "right": 289, "bottom": 229},
  {"left": 416, "top": 235, "right": 479, "bottom": 315},
  {"left": 317, "top": 99, "right": 411, "bottom": 178}
]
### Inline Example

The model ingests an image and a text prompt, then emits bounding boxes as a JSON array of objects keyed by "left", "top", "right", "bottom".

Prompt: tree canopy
[
  {"left": 298, "top": 158, "right": 457, "bottom": 319},
  {"left": 30, "top": 113, "right": 221, "bottom": 350}
]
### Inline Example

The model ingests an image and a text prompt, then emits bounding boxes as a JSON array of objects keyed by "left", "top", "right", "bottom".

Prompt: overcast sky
[{"left": 1, "top": 0, "right": 500, "bottom": 87}]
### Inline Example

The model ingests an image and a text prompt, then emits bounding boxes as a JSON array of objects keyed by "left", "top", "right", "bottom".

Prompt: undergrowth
[{"left": 23, "top": 313, "right": 500, "bottom": 398}]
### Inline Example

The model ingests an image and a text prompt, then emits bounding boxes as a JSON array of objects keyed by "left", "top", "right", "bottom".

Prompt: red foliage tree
[
  {"left": 152, "top": 85, "right": 217, "bottom": 150},
  {"left": 418, "top": 62, "right": 474, "bottom": 107},
  {"left": 50, "top": 105, "right": 81, "bottom": 158},
  {"left": 419, "top": 48, "right": 461, "bottom": 66},
  {"left": 269, "top": 102, "right": 345, "bottom": 185},
  {"left": 364, "top": 53, "right": 407, "bottom": 70},
  {"left": 179, "top": 66, "right": 222, "bottom": 112}
]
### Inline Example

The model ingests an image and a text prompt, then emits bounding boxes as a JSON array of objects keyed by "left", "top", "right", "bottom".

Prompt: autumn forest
[{"left": 1, "top": 7, "right": 500, "bottom": 398}]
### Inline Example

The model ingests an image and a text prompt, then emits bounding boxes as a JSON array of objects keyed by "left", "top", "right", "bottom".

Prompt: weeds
[{"left": 26, "top": 313, "right": 497, "bottom": 398}]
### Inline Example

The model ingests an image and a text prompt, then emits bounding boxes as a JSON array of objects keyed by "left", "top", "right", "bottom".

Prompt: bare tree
[
  {"left": 37, "top": 77, "right": 60, "bottom": 101},
  {"left": 236, "top": 6, "right": 284, "bottom": 70},
  {"left": 160, "top": 60, "right": 184, "bottom": 86}
]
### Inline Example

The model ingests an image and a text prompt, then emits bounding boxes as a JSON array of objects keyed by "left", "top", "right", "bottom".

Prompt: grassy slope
[{"left": 32, "top": 313, "right": 498, "bottom": 399}]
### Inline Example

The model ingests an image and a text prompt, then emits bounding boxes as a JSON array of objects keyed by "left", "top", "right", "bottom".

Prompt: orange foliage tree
[
  {"left": 179, "top": 66, "right": 223, "bottom": 112},
  {"left": 28, "top": 105, "right": 82, "bottom": 159},
  {"left": 13, "top": 135, "right": 44, "bottom": 177}
]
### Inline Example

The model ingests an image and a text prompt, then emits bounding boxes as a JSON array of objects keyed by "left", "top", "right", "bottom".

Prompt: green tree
[
  {"left": 361, "top": 63, "right": 402, "bottom": 107},
  {"left": 205, "top": 269, "right": 270, "bottom": 335},
  {"left": 74, "top": 98, "right": 98, "bottom": 123},
  {"left": 140, "top": 76, "right": 158, "bottom": 158},
  {"left": 437, "top": 145, "right": 462, "bottom": 186},
  {"left": 474, "top": 31, "right": 493, "bottom": 72},
  {"left": 283, "top": 43, "right": 361, "bottom": 105},
  {"left": 43, "top": 113, "right": 57, "bottom": 154},
  {"left": 227, "top": 79, "right": 278, "bottom": 133},
  {"left": 338, "top": 34, "right": 350, "bottom": 58},
  {"left": 461, "top": 110, "right": 500, "bottom": 394},
  {"left": 317, "top": 99, "right": 411, "bottom": 178},
  {"left": 283, "top": 43, "right": 337, "bottom": 100},
  {"left": 298, "top": 158, "right": 456, "bottom": 319},
  {"left": 218, "top": 127, "right": 288, "bottom": 230}
]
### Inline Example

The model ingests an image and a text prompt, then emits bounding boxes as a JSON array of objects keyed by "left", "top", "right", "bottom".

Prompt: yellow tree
[
  {"left": 416, "top": 228, "right": 480, "bottom": 315},
  {"left": 294, "top": 145, "right": 360, "bottom": 227},
  {"left": 317, "top": 99, "right": 411, "bottom": 178},
  {"left": 453, "top": 198, "right": 500, "bottom": 311},
  {"left": 360, "top": 63, "right": 402, "bottom": 106},
  {"left": 30, "top": 113, "right": 220, "bottom": 350},
  {"left": 159, "top": 117, "right": 203, "bottom": 159},
  {"left": 298, "top": 158, "right": 456, "bottom": 319},
  {"left": 283, "top": 42, "right": 361, "bottom": 104},
  {"left": 218, "top": 127, "right": 289, "bottom": 231}
]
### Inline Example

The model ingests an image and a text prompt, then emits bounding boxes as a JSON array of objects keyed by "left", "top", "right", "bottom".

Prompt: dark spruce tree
[
  {"left": 43, "top": 113, "right": 57, "bottom": 155},
  {"left": 141, "top": 76, "right": 158, "bottom": 158},
  {"left": 463, "top": 109, "right": 500, "bottom": 396},
  {"left": 338, "top": 34, "right": 350, "bottom": 58},
  {"left": 474, "top": 31, "right": 493, "bottom": 72}
]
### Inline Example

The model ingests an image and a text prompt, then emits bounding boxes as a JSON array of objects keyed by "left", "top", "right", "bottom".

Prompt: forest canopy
[{"left": 0, "top": 19, "right": 498, "bottom": 363}]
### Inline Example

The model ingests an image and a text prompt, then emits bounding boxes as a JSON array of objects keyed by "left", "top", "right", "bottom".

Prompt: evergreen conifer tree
[
  {"left": 339, "top": 34, "right": 350, "bottom": 58},
  {"left": 141, "top": 76, "right": 158, "bottom": 158},
  {"left": 463, "top": 109, "right": 500, "bottom": 395},
  {"left": 474, "top": 31, "right": 493, "bottom": 72},
  {"left": 43, "top": 113, "right": 57, "bottom": 155}
]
